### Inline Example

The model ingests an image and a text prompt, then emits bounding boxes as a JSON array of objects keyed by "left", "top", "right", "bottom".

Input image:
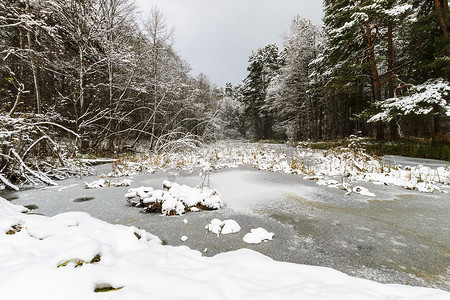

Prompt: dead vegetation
[{"left": 0, "top": 113, "right": 91, "bottom": 190}]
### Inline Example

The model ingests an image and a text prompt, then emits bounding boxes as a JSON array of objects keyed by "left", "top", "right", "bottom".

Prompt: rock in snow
[
  {"left": 0, "top": 197, "right": 448, "bottom": 299},
  {"left": 243, "top": 227, "right": 274, "bottom": 244},
  {"left": 221, "top": 219, "right": 242, "bottom": 235},
  {"left": 205, "top": 219, "right": 241, "bottom": 236}
]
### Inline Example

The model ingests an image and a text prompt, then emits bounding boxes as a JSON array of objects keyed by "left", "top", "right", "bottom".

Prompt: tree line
[
  {"left": 1, "top": 0, "right": 449, "bottom": 152},
  {"left": 1, "top": 0, "right": 225, "bottom": 153},
  {"left": 233, "top": 0, "right": 449, "bottom": 142}
]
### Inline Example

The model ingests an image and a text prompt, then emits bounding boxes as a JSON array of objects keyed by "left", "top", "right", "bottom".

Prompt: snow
[
  {"left": 84, "top": 178, "right": 132, "bottom": 189},
  {"left": 293, "top": 146, "right": 450, "bottom": 195},
  {"left": 126, "top": 181, "right": 223, "bottom": 216},
  {"left": 180, "top": 236, "right": 188, "bottom": 242},
  {"left": 243, "top": 227, "right": 275, "bottom": 244},
  {"left": 368, "top": 79, "right": 450, "bottom": 123},
  {"left": 1, "top": 197, "right": 449, "bottom": 299},
  {"left": 205, "top": 218, "right": 225, "bottom": 236},
  {"left": 221, "top": 220, "right": 242, "bottom": 235},
  {"left": 384, "top": 4, "right": 412, "bottom": 17},
  {"left": 353, "top": 186, "right": 376, "bottom": 197},
  {"left": 205, "top": 219, "right": 241, "bottom": 236}
]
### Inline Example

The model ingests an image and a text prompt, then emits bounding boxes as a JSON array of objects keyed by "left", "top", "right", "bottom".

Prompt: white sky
[{"left": 134, "top": 0, "right": 324, "bottom": 87}]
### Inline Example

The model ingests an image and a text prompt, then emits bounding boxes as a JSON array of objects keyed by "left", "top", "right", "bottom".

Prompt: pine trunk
[{"left": 434, "top": 0, "right": 450, "bottom": 56}]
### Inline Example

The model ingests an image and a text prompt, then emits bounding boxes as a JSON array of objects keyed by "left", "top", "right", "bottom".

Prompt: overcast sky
[{"left": 134, "top": 0, "right": 324, "bottom": 87}]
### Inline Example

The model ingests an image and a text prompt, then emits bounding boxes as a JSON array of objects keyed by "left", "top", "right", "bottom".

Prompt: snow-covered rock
[
  {"left": 126, "top": 181, "right": 223, "bottom": 216},
  {"left": 243, "top": 228, "right": 274, "bottom": 244},
  {"left": 221, "top": 220, "right": 242, "bottom": 235},
  {"left": 84, "top": 179, "right": 108, "bottom": 189},
  {"left": 84, "top": 178, "right": 133, "bottom": 189},
  {"left": 205, "top": 219, "right": 241, "bottom": 236},
  {"left": 205, "top": 218, "right": 224, "bottom": 236}
]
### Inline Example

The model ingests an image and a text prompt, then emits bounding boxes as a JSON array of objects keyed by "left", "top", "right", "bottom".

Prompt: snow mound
[
  {"left": 243, "top": 227, "right": 274, "bottom": 244},
  {"left": 221, "top": 220, "right": 242, "bottom": 235},
  {"left": 126, "top": 181, "right": 223, "bottom": 216},
  {"left": 0, "top": 197, "right": 28, "bottom": 216},
  {"left": 205, "top": 219, "right": 241, "bottom": 236},
  {"left": 84, "top": 178, "right": 132, "bottom": 189},
  {"left": 205, "top": 218, "right": 224, "bottom": 236},
  {"left": 0, "top": 199, "right": 448, "bottom": 299}
]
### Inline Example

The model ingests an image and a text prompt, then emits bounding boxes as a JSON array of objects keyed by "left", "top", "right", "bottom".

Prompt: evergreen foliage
[{"left": 240, "top": 0, "right": 450, "bottom": 142}]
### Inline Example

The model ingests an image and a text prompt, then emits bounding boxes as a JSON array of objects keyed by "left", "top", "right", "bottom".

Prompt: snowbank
[
  {"left": 126, "top": 181, "right": 223, "bottom": 216},
  {"left": 1, "top": 197, "right": 448, "bottom": 299}
]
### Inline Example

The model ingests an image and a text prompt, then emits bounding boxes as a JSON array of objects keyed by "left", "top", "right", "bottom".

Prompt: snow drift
[{"left": 0, "top": 197, "right": 448, "bottom": 300}]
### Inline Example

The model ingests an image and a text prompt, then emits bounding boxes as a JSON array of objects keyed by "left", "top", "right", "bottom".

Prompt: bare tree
[{"left": 142, "top": 6, "right": 174, "bottom": 150}]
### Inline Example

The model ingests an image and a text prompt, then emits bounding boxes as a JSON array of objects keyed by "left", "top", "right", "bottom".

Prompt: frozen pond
[
  {"left": 1, "top": 161, "right": 449, "bottom": 292},
  {"left": 381, "top": 155, "right": 449, "bottom": 169}
]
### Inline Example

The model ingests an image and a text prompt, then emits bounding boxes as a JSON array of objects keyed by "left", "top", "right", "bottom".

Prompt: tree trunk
[
  {"left": 387, "top": 15, "right": 398, "bottom": 140},
  {"left": 364, "top": 21, "right": 384, "bottom": 140},
  {"left": 79, "top": 50, "right": 85, "bottom": 117},
  {"left": 434, "top": 0, "right": 450, "bottom": 56},
  {"left": 26, "top": 0, "right": 41, "bottom": 115}
]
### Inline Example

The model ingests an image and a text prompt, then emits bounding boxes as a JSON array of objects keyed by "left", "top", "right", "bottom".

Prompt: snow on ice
[
  {"left": 205, "top": 218, "right": 241, "bottom": 236},
  {"left": 352, "top": 186, "right": 376, "bottom": 197},
  {"left": 1, "top": 197, "right": 448, "bottom": 299},
  {"left": 243, "top": 227, "right": 275, "bottom": 244},
  {"left": 84, "top": 178, "right": 132, "bottom": 189}
]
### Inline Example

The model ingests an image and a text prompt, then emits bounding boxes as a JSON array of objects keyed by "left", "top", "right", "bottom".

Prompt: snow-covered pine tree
[
  {"left": 410, "top": 0, "right": 450, "bottom": 81},
  {"left": 322, "top": 0, "right": 414, "bottom": 139},
  {"left": 266, "top": 17, "right": 323, "bottom": 141},
  {"left": 242, "top": 43, "right": 281, "bottom": 139}
]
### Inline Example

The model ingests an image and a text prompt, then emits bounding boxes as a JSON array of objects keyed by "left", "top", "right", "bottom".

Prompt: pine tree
[
  {"left": 266, "top": 17, "right": 323, "bottom": 141},
  {"left": 410, "top": 0, "right": 450, "bottom": 81},
  {"left": 322, "top": 0, "right": 415, "bottom": 139},
  {"left": 242, "top": 43, "right": 281, "bottom": 139}
]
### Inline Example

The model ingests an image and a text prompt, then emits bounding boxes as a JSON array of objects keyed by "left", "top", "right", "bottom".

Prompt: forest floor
[{"left": 1, "top": 141, "right": 449, "bottom": 299}]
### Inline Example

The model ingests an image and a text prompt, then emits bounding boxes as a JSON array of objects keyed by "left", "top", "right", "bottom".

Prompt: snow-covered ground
[
  {"left": 1, "top": 141, "right": 449, "bottom": 298},
  {"left": 1, "top": 197, "right": 448, "bottom": 300}
]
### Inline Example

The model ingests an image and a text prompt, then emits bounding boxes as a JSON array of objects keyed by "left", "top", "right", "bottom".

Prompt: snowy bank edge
[{"left": 0, "top": 197, "right": 448, "bottom": 300}]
